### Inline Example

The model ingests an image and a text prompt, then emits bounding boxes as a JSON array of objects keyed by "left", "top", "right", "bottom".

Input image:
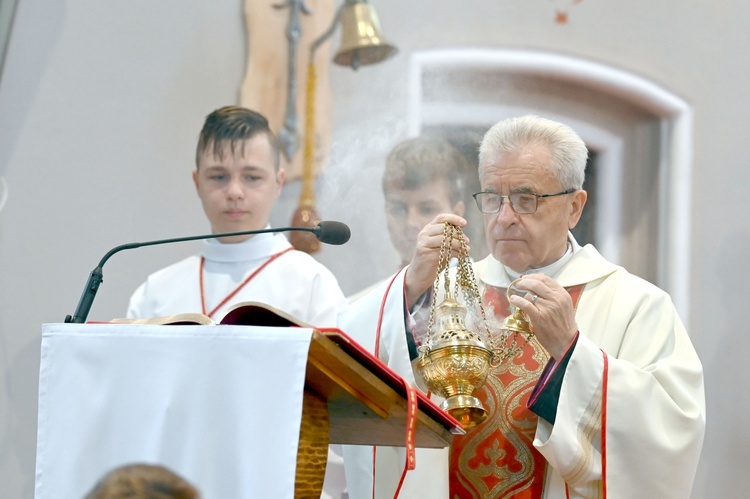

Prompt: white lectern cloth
[{"left": 35, "top": 323, "right": 313, "bottom": 499}]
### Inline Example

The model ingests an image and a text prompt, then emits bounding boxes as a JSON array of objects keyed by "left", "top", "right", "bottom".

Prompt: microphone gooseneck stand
[{"left": 64, "top": 222, "right": 350, "bottom": 323}]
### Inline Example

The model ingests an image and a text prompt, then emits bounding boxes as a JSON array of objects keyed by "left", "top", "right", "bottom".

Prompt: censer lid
[
  {"left": 500, "top": 305, "right": 533, "bottom": 336},
  {"left": 430, "top": 296, "right": 488, "bottom": 349}
]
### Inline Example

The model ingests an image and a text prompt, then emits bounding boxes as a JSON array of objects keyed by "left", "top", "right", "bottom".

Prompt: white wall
[{"left": 1, "top": 0, "right": 749, "bottom": 497}]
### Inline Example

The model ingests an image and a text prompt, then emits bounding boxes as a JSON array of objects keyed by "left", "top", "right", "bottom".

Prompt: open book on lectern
[{"left": 109, "top": 301, "right": 309, "bottom": 328}]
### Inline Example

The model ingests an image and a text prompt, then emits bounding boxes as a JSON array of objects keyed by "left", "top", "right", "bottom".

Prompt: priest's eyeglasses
[{"left": 472, "top": 188, "right": 575, "bottom": 215}]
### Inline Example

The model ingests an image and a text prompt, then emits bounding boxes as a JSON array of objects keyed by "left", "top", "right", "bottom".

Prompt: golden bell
[
  {"left": 334, "top": 1, "right": 398, "bottom": 70},
  {"left": 416, "top": 297, "right": 493, "bottom": 428}
]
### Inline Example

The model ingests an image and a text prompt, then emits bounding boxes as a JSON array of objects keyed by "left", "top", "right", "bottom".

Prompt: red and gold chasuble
[{"left": 449, "top": 284, "right": 583, "bottom": 499}]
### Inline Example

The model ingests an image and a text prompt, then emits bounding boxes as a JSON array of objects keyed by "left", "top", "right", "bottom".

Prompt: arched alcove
[{"left": 408, "top": 49, "right": 692, "bottom": 323}]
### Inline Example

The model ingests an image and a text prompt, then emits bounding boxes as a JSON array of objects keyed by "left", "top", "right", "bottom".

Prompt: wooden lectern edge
[
  {"left": 306, "top": 336, "right": 390, "bottom": 419},
  {"left": 318, "top": 328, "right": 462, "bottom": 428},
  {"left": 306, "top": 328, "right": 464, "bottom": 448}
]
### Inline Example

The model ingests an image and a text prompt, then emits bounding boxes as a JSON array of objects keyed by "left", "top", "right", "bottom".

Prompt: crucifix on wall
[
  {"left": 241, "top": 0, "right": 334, "bottom": 181},
  {"left": 240, "top": 0, "right": 397, "bottom": 252}
]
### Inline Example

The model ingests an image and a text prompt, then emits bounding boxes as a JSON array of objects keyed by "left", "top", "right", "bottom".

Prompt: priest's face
[
  {"left": 193, "top": 134, "right": 285, "bottom": 243},
  {"left": 480, "top": 143, "right": 586, "bottom": 273},
  {"left": 384, "top": 178, "right": 465, "bottom": 266}
]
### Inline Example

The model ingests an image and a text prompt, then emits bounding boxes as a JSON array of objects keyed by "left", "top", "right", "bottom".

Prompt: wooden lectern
[
  {"left": 35, "top": 323, "right": 461, "bottom": 499},
  {"left": 297, "top": 330, "right": 460, "bottom": 496}
]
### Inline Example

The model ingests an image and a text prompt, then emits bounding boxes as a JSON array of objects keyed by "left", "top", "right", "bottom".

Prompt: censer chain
[{"left": 426, "top": 222, "right": 454, "bottom": 347}]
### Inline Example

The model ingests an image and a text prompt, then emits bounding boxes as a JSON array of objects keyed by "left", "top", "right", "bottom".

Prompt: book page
[
  {"left": 220, "top": 301, "right": 311, "bottom": 328},
  {"left": 109, "top": 313, "right": 214, "bottom": 326}
]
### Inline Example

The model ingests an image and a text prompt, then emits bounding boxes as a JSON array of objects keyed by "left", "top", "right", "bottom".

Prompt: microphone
[
  {"left": 64, "top": 221, "right": 351, "bottom": 324},
  {"left": 313, "top": 220, "right": 351, "bottom": 245}
]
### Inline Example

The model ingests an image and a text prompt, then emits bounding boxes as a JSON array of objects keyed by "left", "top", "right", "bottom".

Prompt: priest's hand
[
  {"left": 509, "top": 273, "right": 578, "bottom": 359},
  {"left": 404, "top": 214, "right": 469, "bottom": 308}
]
